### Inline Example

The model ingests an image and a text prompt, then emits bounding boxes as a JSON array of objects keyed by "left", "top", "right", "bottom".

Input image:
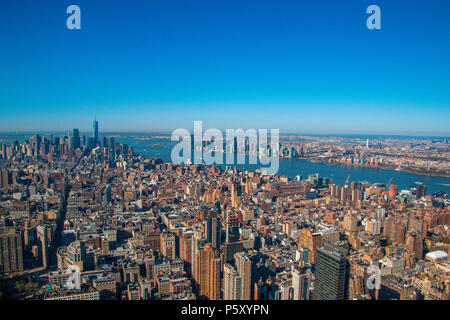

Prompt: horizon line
[{"left": 0, "top": 130, "right": 449, "bottom": 139}]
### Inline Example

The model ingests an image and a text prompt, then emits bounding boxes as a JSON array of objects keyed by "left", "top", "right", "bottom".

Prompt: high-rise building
[
  {"left": 66, "top": 240, "right": 87, "bottom": 271},
  {"left": 384, "top": 218, "right": 406, "bottom": 243},
  {"left": 223, "top": 263, "right": 242, "bottom": 300},
  {"left": 87, "top": 137, "right": 94, "bottom": 150},
  {"left": 179, "top": 233, "right": 192, "bottom": 275},
  {"left": 388, "top": 184, "right": 398, "bottom": 198},
  {"left": 292, "top": 265, "right": 311, "bottom": 300},
  {"left": 349, "top": 275, "right": 366, "bottom": 300},
  {"left": 0, "top": 220, "right": 23, "bottom": 273},
  {"left": 160, "top": 232, "right": 176, "bottom": 259},
  {"left": 343, "top": 212, "right": 358, "bottom": 232},
  {"left": 298, "top": 228, "right": 322, "bottom": 263},
  {"left": 0, "top": 169, "right": 11, "bottom": 189},
  {"left": 195, "top": 243, "right": 221, "bottom": 300},
  {"left": 0, "top": 143, "right": 6, "bottom": 159},
  {"left": 411, "top": 182, "right": 427, "bottom": 199},
  {"left": 234, "top": 251, "right": 251, "bottom": 300},
  {"left": 92, "top": 118, "right": 99, "bottom": 146},
  {"left": 104, "top": 185, "right": 111, "bottom": 205},
  {"left": 205, "top": 212, "right": 221, "bottom": 249},
  {"left": 191, "top": 227, "right": 206, "bottom": 280},
  {"left": 109, "top": 137, "right": 115, "bottom": 149},
  {"left": 330, "top": 184, "right": 342, "bottom": 201},
  {"left": 72, "top": 129, "right": 80, "bottom": 150},
  {"left": 340, "top": 185, "right": 350, "bottom": 204},
  {"left": 406, "top": 231, "right": 423, "bottom": 260},
  {"left": 67, "top": 131, "right": 72, "bottom": 150},
  {"left": 231, "top": 182, "right": 241, "bottom": 207},
  {"left": 365, "top": 219, "right": 382, "bottom": 235},
  {"left": 225, "top": 211, "right": 240, "bottom": 243},
  {"left": 31, "top": 134, "right": 41, "bottom": 156},
  {"left": 313, "top": 243, "right": 350, "bottom": 300},
  {"left": 37, "top": 225, "right": 49, "bottom": 268}
]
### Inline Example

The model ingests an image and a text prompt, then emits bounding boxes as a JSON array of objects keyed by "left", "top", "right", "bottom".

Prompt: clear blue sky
[{"left": 0, "top": 0, "right": 449, "bottom": 135}]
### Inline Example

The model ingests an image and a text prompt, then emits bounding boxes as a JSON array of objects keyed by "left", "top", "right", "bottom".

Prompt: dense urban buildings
[{"left": 0, "top": 121, "right": 449, "bottom": 301}]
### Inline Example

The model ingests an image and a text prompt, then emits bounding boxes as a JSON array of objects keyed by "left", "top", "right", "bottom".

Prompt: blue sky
[{"left": 0, "top": 0, "right": 449, "bottom": 135}]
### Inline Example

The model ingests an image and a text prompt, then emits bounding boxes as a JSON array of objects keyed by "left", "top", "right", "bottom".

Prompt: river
[
  {"left": 1, "top": 133, "right": 448, "bottom": 195},
  {"left": 117, "top": 137, "right": 450, "bottom": 196}
]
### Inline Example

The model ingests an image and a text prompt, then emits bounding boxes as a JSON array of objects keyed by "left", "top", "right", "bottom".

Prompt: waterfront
[
  {"left": 116, "top": 137, "right": 450, "bottom": 196},
  {"left": 1, "top": 133, "right": 448, "bottom": 195}
]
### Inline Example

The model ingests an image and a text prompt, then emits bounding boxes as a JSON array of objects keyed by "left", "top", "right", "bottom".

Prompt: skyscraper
[
  {"left": 66, "top": 240, "right": 86, "bottom": 271},
  {"left": 104, "top": 184, "right": 112, "bottom": 205},
  {"left": 0, "top": 169, "right": 11, "bottom": 188},
  {"left": 406, "top": 231, "right": 423, "bottom": 260},
  {"left": 0, "top": 220, "right": 23, "bottom": 273},
  {"left": 225, "top": 211, "right": 240, "bottom": 243},
  {"left": 93, "top": 118, "right": 99, "bottom": 147},
  {"left": 292, "top": 265, "right": 311, "bottom": 300},
  {"left": 195, "top": 243, "right": 221, "bottom": 300},
  {"left": 313, "top": 243, "right": 350, "bottom": 300},
  {"left": 343, "top": 212, "right": 358, "bottom": 232},
  {"left": 205, "top": 212, "right": 221, "bottom": 249},
  {"left": 37, "top": 225, "right": 48, "bottom": 269},
  {"left": 0, "top": 143, "right": 6, "bottom": 160},
  {"left": 298, "top": 228, "right": 322, "bottom": 263},
  {"left": 109, "top": 137, "right": 115, "bottom": 149},
  {"left": 179, "top": 233, "right": 192, "bottom": 275},
  {"left": 72, "top": 128, "right": 80, "bottom": 150},
  {"left": 31, "top": 134, "right": 41, "bottom": 156},
  {"left": 223, "top": 263, "right": 242, "bottom": 300},
  {"left": 411, "top": 182, "right": 427, "bottom": 199},
  {"left": 191, "top": 227, "right": 206, "bottom": 280},
  {"left": 234, "top": 251, "right": 252, "bottom": 300},
  {"left": 67, "top": 131, "right": 72, "bottom": 150}
]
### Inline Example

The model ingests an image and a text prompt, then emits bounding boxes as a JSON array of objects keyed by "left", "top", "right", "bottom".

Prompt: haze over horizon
[{"left": 1, "top": 126, "right": 449, "bottom": 139}]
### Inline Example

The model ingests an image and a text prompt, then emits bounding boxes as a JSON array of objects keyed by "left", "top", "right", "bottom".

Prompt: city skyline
[
  {"left": 1, "top": 121, "right": 448, "bottom": 301},
  {"left": 1, "top": 0, "right": 450, "bottom": 307},
  {"left": 1, "top": 0, "right": 450, "bottom": 135},
  {"left": 1, "top": 118, "right": 448, "bottom": 193},
  {"left": 1, "top": 127, "right": 450, "bottom": 139}
]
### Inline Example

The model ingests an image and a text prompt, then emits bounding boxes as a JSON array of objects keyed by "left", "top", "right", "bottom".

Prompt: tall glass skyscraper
[
  {"left": 72, "top": 128, "right": 80, "bottom": 149},
  {"left": 93, "top": 119, "right": 98, "bottom": 146}
]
